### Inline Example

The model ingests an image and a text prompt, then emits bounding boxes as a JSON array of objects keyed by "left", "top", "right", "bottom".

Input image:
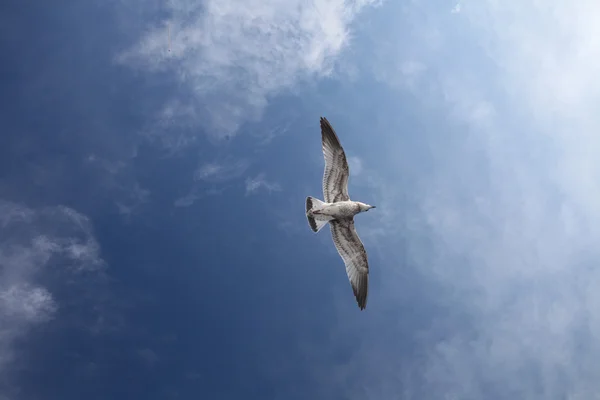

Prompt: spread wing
[
  {"left": 320, "top": 117, "right": 350, "bottom": 203},
  {"left": 330, "top": 219, "right": 369, "bottom": 310}
]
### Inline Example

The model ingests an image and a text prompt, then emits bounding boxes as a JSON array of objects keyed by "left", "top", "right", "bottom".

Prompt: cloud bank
[{"left": 341, "top": 1, "right": 600, "bottom": 398}]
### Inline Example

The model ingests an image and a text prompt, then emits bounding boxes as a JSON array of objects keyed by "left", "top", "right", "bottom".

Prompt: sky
[{"left": 2, "top": 0, "right": 600, "bottom": 399}]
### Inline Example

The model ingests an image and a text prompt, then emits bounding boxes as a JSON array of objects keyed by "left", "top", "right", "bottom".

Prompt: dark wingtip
[
  {"left": 352, "top": 279, "right": 368, "bottom": 310},
  {"left": 357, "top": 298, "right": 367, "bottom": 310},
  {"left": 320, "top": 116, "right": 343, "bottom": 148}
]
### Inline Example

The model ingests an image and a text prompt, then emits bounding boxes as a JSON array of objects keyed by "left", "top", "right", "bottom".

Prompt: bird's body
[
  {"left": 305, "top": 117, "right": 376, "bottom": 310},
  {"left": 310, "top": 200, "right": 361, "bottom": 219}
]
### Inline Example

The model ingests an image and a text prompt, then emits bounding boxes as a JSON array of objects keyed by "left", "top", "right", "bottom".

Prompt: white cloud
[
  {"left": 245, "top": 173, "right": 281, "bottom": 195},
  {"left": 316, "top": 1, "right": 600, "bottom": 398},
  {"left": 0, "top": 200, "right": 104, "bottom": 382},
  {"left": 117, "top": 0, "right": 379, "bottom": 140}
]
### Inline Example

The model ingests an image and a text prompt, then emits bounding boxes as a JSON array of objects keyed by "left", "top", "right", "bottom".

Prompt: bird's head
[{"left": 358, "top": 202, "right": 376, "bottom": 212}]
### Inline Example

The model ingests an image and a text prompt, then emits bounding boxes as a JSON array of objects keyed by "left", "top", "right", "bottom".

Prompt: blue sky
[{"left": 2, "top": 0, "right": 600, "bottom": 399}]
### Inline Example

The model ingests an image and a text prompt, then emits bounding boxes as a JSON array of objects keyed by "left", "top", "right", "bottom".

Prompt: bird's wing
[
  {"left": 320, "top": 117, "right": 350, "bottom": 203},
  {"left": 330, "top": 218, "right": 369, "bottom": 310}
]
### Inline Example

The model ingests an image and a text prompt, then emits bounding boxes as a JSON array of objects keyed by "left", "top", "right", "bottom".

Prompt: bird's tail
[{"left": 306, "top": 197, "right": 328, "bottom": 233}]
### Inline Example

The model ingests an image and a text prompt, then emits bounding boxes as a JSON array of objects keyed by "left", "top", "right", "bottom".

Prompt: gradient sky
[{"left": 2, "top": 1, "right": 600, "bottom": 399}]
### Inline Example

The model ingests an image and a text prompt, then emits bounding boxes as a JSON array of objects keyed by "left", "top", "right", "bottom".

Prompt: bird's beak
[{"left": 371, "top": 206, "right": 376, "bottom": 209}]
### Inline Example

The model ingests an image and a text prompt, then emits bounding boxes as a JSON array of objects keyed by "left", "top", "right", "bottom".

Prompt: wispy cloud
[
  {"left": 86, "top": 154, "right": 127, "bottom": 175},
  {"left": 0, "top": 200, "right": 104, "bottom": 389},
  {"left": 117, "top": 0, "right": 380, "bottom": 140},
  {"left": 174, "top": 159, "right": 249, "bottom": 207},
  {"left": 347, "top": 156, "right": 363, "bottom": 177},
  {"left": 85, "top": 153, "right": 150, "bottom": 219},
  {"left": 174, "top": 187, "right": 224, "bottom": 208},
  {"left": 116, "top": 183, "right": 150, "bottom": 218},
  {"left": 136, "top": 348, "right": 159, "bottom": 368},
  {"left": 245, "top": 173, "right": 281, "bottom": 195},
  {"left": 194, "top": 159, "right": 250, "bottom": 183}
]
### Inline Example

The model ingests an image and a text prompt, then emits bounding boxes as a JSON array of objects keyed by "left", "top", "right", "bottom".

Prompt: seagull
[{"left": 305, "top": 117, "right": 376, "bottom": 310}]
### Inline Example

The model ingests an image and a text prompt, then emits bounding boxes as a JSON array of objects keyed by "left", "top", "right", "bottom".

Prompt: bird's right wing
[
  {"left": 330, "top": 218, "right": 369, "bottom": 310},
  {"left": 320, "top": 117, "right": 350, "bottom": 203}
]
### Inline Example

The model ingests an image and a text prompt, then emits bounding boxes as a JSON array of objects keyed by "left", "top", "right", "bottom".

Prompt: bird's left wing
[
  {"left": 320, "top": 117, "right": 350, "bottom": 203},
  {"left": 329, "top": 218, "right": 369, "bottom": 310}
]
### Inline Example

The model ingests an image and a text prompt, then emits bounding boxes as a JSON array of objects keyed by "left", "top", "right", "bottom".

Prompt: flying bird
[{"left": 306, "top": 117, "right": 376, "bottom": 310}]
